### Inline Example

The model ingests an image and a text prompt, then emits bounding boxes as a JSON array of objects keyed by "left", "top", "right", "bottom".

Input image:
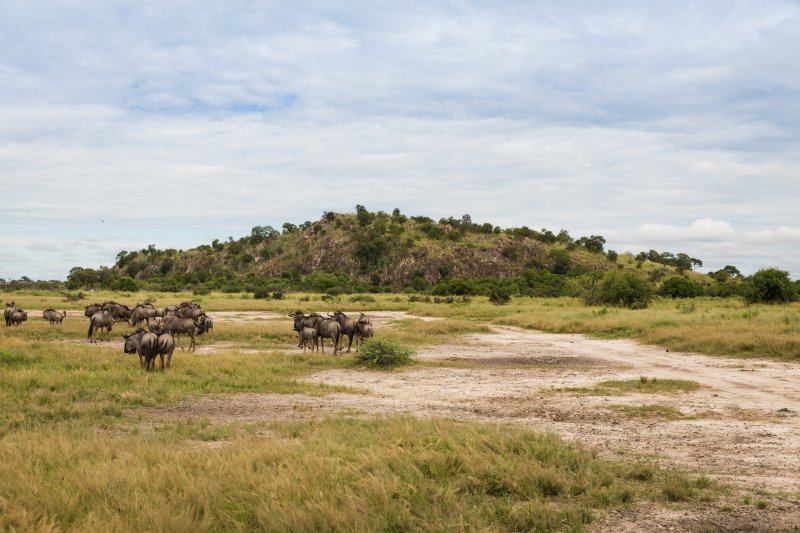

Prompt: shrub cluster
[{"left": 354, "top": 338, "right": 415, "bottom": 367}]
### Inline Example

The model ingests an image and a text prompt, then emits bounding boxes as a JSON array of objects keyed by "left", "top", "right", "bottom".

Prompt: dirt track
[{"left": 152, "top": 313, "right": 800, "bottom": 530}]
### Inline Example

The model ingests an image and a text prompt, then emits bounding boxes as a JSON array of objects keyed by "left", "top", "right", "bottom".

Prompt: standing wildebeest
[
  {"left": 329, "top": 311, "right": 359, "bottom": 353},
  {"left": 198, "top": 317, "right": 213, "bottom": 339},
  {"left": 157, "top": 332, "right": 176, "bottom": 369},
  {"left": 102, "top": 301, "right": 133, "bottom": 322},
  {"left": 4, "top": 301, "right": 16, "bottom": 327},
  {"left": 42, "top": 309, "right": 67, "bottom": 325},
  {"left": 355, "top": 320, "right": 374, "bottom": 350},
  {"left": 146, "top": 316, "right": 163, "bottom": 333},
  {"left": 176, "top": 305, "right": 205, "bottom": 320},
  {"left": 9, "top": 310, "right": 27, "bottom": 326},
  {"left": 298, "top": 326, "right": 318, "bottom": 352},
  {"left": 290, "top": 312, "right": 342, "bottom": 355},
  {"left": 123, "top": 330, "right": 160, "bottom": 370},
  {"left": 163, "top": 305, "right": 178, "bottom": 316},
  {"left": 84, "top": 303, "right": 103, "bottom": 318},
  {"left": 129, "top": 304, "right": 161, "bottom": 327},
  {"left": 88, "top": 310, "right": 114, "bottom": 343},
  {"left": 160, "top": 315, "right": 203, "bottom": 352}
]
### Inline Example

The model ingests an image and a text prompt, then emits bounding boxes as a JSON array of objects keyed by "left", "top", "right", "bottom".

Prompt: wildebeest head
[
  {"left": 290, "top": 311, "right": 308, "bottom": 331},
  {"left": 122, "top": 330, "right": 145, "bottom": 354}
]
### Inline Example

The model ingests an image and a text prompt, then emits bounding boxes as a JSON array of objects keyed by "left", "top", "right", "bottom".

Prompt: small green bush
[
  {"left": 355, "top": 338, "right": 415, "bottom": 367},
  {"left": 594, "top": 270, "right": 654, "bottom": 309},
  {"left": 488, "top": 286, "right": 512, "bottom": 305},
  {"left": 253, "top": 288, "right": 271, "bottom": 299}
]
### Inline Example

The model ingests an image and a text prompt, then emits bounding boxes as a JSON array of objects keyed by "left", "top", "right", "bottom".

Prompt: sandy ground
[{"left": 148, "top": 312, "right": 800, "bottom": 531}]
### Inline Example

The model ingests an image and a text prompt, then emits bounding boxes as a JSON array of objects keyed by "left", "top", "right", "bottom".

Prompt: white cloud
[{"left": 1, "top": 1, "right": 800, "bottom": 278}]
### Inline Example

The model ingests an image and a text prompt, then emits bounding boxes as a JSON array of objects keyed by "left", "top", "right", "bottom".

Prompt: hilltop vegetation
[{"left": 3, "top": 207, "right": 796, "bottom": 306}]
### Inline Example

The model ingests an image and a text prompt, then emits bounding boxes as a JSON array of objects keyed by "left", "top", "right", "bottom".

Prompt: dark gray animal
[
  {"left": 146, "top": 316, "right": 163, "bottom": 333},
  {"left": 9, "top": 310, "right": 27, "bottom": 326},
  {"left": 129, "top": 304, "right": 161, "bottom": 327},
  {"left": 329, "top": 311, "right": 359, "bottom": 353},
  {"left": 291, "top": 312, "right": 342, "bottom": 355},
  {"left": 163, "top": 305, "right": 178, "bottom": 316},
  {"left": 176, "top": 306, "right": 205, "bottom": 320},
  {"left": 88, "top": 310, "right": 114, "bottom": 343},
  {"left": 4, "top": 301, "right": 16, "bottom": 327},
  {"left": 157, "top": 333, "right": 176, "bottom": 369},
  {"left": 298, "top": 326, "right": 318, "bottom": 353},
  {"left": 102, "top": 301, "right": 133, "bottom": 322},
  {"left": 161, "top": 315, "right": 203, "bottom": 352},
  {"left": 84, "top": 303, "right": 103, "bottom": 318},
  {"left": 355, "top": 321, "right": 374, "bottom": 351},
  {"left": 123, "top": 330, "right": 160, "bottom": 370},
  {"left": 198, "top": 317, "right": 213, "bottom": 339},
  {"left": 42, "top": 309, "right": 67, "bottom": 325}
]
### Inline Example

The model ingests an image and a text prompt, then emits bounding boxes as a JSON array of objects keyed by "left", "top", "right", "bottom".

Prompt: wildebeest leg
[
  {"left": 346, "top": 332, "right": 354, "bottom": 353},
  {"left": 189, "top": 333, "right": 195, "bottom": 352},
  {"left": 159, "top": 354, "right": 165, "bottom": 370}
]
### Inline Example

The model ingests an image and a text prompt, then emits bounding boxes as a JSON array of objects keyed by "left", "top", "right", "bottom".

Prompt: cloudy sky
[{"left": 1, "top": 1, "right": 799, "bottom": 280}]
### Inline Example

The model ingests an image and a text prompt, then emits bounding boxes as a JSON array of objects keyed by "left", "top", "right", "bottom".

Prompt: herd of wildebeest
[{"left": 3, "top": 300, "right": 375, "bottom": 372}]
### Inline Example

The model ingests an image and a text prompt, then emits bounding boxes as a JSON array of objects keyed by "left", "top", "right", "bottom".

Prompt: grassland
[
  {"left": 0, "top": 290, "right": 740, "bottom": 531},
  {"left": 8, "top": 289, "right": 799, "bottom": 360}
]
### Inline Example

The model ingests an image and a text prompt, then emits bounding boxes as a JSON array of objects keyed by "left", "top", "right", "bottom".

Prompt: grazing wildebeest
[
  {"left": 298, "top": 326, "right": 318, "bottom": 353},
  {"left": 84, "top": 303, "right": 103, "bottom": 318},
  {"left": 329, "top": 311, "right": 359, "bottom": 353},
  {"left": 123, "top": 330, "right": 160, "bottom": 370},
  {"left": 198, "top": 317, "right": 213, "bottom": 339},
  {"left": 157, "top": 332, "right": 176, "bottom": 369},
  {"left": 129, "top": 304, "right": 161, "bottom": 327},
  {"left": 163, "top": 305, "right": 178, "bottom": 316},
  {"left": 102, "top": 301, "right": 133, "bottom": 322},
  {"left": 9, "top": 310, "right": 27, "bottom": 326},
  {"left": 160, "top": 315, "right": 203, "bottom": 352},
  {"left": 88, "top": 310, "right": 114, "bottom": 343},
  {"left": 290, "top": 312, "right": 342, "bottom": 355},
  {"left": 42, "top": 309, "right": 67, "bottom": 325},
  {"left": 4, "top": 301, "right": 16, "bottom": 327}
]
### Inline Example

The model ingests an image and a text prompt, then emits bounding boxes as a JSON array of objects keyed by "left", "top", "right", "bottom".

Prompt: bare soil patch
[{"left": 149, "top": 322, "right": 800, "bottom": 529}]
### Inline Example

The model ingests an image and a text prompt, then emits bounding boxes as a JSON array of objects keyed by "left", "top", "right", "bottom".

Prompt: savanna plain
[{"left": 2, "top": 291, "right": 800, "bottom": 532}]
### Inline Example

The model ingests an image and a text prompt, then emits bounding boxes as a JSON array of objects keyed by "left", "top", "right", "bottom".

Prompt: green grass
[
  {"left": 0, "top": 415, "right": 715, "bottom": 532},
  {"left": 608, "top": 404, "right": 693, "bottom": 421},
  {"left": 567, "top": 377, "right": 702, "bottom": 396}
]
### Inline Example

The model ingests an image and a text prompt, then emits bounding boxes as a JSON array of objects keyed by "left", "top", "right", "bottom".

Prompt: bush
[
  {"left": 659, "top": 276, "right": 704, "bottom": 298},
  {"left": 271, "top": 290, "right": 285, "bottom": 300},
  {"left": 61, "top": 291, "right": 85, "bottom": 302},
  {"left": 111, "top": 277, "right": 138, "bottom": 292},
  {"left": 355, "top": 337, "right": 415, "bottom": 367},
  {"left": 349, "top": 294, "right": 376, "bottom": 303},
  {"left": 253, "top": 288, "right": 271, "bottom": 299},
  {"left": 594, "top": 270, "right": 654, "bottom": 309},
  {"left": 488, "top": 286, "right": 512, "bottom": 305},
  {"left": 745, "top": 268, "right": 797, "bottom": 303}
]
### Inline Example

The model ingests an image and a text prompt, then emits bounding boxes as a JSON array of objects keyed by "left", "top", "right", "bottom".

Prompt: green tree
[
  {"left": 659, "top": 276, "right": 704, "bottom": 298},
  {"left": 745, "top": 268, "right": 797, "bottom": 303},
  {"left": 595, "top": 270, "right": 654, "bottom": 309}
]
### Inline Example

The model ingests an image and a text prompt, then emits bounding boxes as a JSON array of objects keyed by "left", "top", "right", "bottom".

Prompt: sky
[{"left": 1, "top": 1, "right": 799, "bottom": 280}]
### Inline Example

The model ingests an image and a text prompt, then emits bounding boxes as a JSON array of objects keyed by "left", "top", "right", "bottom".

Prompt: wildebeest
[
  {"left": 84, "top": 303, "right": 103, "bottom": 318},
  {"left": 9, "top": 310, "right": 27, "bottom": 326},
  {"left": 163, "top": 305, "right": 178, "bottom": 316},
  {"left": 290, "top": 311, "right": 342, "bottom": 355},
  {"left": 42, "top": 309, "right": 67, "bottom": 325},
  {"left": 355, "top": 320, "right": 374, "bottom": 350},
  {"left": 123, "top": 330, "right": 159, "bottom": 370},
  {"left": 160, "top": 315, "right": 203, "bottom": 352},
  {"left": 4, "top": 301, "right": 16, "bottom": 327},
  {"left": 298, "top": 326, "right": 318, "bottom": 352},
  {"left": 88, "top": 310, "right": 114, "bottom": 343},
  {"left": 198, "top": 317, "right": 213, "bottom": 339},
  {"left": 102, "top": 301, "right": 133, "bottom": 322},
  {"left": 176, "top": 305, "right": 205, "bottom": 320},
  {"left": 157, "top": 332, "right": 176, "bottom": 369},
  {"left": 329, "top": 311, "right": 359, "bottom": 353},
  {"left": 146, "top": 316, "right": 163, "bottom": 333},
  {"left": 129, "top": 304, "right": 162, "bottom": 327}
]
